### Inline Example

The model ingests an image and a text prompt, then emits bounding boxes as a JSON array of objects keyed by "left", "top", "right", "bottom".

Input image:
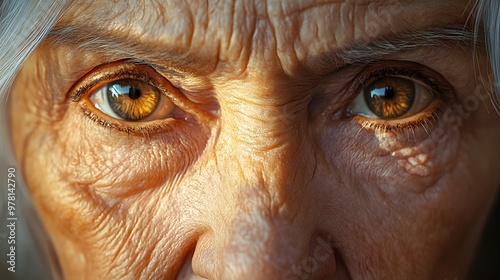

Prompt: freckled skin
[{"left": 8, "top": 0, "right": 500, "bottom": 279}]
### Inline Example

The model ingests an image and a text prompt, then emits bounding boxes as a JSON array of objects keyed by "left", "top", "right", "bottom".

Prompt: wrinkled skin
[{"left": 9, "top": 0, "right": 500, "bottom": 279}]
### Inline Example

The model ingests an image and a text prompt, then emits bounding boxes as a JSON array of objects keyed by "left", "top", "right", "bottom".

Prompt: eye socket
[
  {"left": 89, "top": 78, "right": 175, "bottom": 121},
  {"left": 347, "top": 76, "right": 433, "bottom": 120}
]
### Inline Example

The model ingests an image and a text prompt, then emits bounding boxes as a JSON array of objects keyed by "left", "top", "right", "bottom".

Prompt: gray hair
[
  {"left": 0, "top": 0, "right": 499, "bottom": 279},
  {"left": 0, "top": 1, "right": 69, "bottom": 279},
  {"left": 476, "top": 0, "right": 500, "bottom": 114}
]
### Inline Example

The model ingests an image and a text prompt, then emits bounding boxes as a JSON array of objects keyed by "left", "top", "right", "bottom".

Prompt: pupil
[
  {"left": 128, "top": 86, "right": 141, "bottom": 99},
  {"left": 370, "top": 86, "right": 395, "bottom": 99},
  {"left": 382, "top": 86, "right": 394, "bottom": 99}
]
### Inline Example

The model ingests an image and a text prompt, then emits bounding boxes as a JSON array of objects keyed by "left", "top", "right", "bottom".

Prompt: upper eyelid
[
  {"left": 69, "top": 61, "right": 178, "bottom": 103},
  {"left": 126, "top": 59, "right": 186, "bottom": 79},
  {"left": 347, "top": 62, "right": 455, "bottom": 102}
]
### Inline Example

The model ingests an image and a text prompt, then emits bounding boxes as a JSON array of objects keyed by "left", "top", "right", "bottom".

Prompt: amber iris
[
  {"left": 106, "top": 79, "right": 160, "bottom": 121},
  {"left": 363, "top": 77, "right": 415, "bottom": 119}
]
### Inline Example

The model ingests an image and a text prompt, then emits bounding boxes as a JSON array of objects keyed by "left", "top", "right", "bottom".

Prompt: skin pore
[{"left": 8, "top": 0, "right": 500, "bottom": 279}]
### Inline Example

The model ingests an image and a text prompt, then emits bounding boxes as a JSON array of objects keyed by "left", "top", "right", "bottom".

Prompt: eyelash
[
  {"left": 346, "top": 65, "right": 452, "bottom": 134},
  {"left": 73, "top": 71, "right": 156, "bottom": 102},
  {"left": 79, "top": 103, "right": 176, "bottom": 134}
]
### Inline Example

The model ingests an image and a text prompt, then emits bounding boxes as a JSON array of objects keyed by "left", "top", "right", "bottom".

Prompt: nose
[{"left": 190, "top": 189, "right": 337, "bottom": 279}]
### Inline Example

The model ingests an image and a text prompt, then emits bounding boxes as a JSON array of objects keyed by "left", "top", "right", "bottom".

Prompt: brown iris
[
  {"left": 106, "top": 79, "right": 160, "bottom": 121},
  {"left": 364, "top": 77, "right": 415, "bottom": 119}
]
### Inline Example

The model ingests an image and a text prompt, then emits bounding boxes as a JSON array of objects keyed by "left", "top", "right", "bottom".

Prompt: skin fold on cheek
[
  {"left": 324, "top": 118, "right": 458, "bottom": 195},
  {"left": 373, "top": 128, "right": 451, "bottom": 184}
]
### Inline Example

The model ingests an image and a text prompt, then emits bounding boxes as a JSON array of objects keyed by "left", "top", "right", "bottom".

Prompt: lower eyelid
[
  {"left": 80, "top": 87, "right": 206, "bottom": 136},
  {"left": 351, "top": 100, "right": 443, "bottom": 133},
  {"left": 78, "top": 100, "right": 188, "bottom": 135}
]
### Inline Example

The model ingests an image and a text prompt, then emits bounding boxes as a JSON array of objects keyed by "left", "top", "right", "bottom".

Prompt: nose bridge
[
  {"left": 207, "top": 119, "right": 308, "bottom": 239},
  {"left": 212, "top": 75, "right": 312, "bottom": 192},
  {"left": 214, "top": 95, "right": 312, "bottom": 210},
  {"left": 217, "top": 87, "right": 304, "bottom": 153}
]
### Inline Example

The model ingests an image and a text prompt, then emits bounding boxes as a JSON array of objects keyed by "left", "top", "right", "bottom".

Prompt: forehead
[{"left": 56, "top": 0, "right": 469, "bottom": 74}]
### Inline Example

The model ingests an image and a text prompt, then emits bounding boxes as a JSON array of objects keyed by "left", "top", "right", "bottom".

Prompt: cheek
[
  {"left": 10, "top": 107, "right": 207, "bottom": 277},
  {"left": 314, "top": 104, "right": 500, "bottom": 276}
]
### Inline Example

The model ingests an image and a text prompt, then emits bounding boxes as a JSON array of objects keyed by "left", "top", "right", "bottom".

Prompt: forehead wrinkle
[
  {"left": 262, "top": 0, "right": 416, "bottom": 74},
  {"left": 53, "top": 0, "right": 216, "bottom": 70},
  {"left": 61, "top": 0, "right": 206, "bottom": 39},
  {"left": 277, "top": 0, "right": 409, "bottom": 17}
]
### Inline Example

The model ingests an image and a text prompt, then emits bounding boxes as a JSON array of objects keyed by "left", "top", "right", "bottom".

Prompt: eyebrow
[
  {"left": 47, "top": 23, "right": 478, "bottom": 77},
  {"left": 309, "top": 24, "right": 478, "bottom": 74}
]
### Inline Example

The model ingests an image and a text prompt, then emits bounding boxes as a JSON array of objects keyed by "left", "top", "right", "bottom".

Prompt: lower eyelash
[
  {"left": 80, "top": 102, "right": 173, "bottom": 135},
  {"left": 353, "top": 102, "right": 443, "bottom": 141}
]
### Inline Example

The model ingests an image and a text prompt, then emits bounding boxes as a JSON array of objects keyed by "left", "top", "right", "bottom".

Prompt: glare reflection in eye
[
  {"left": 89, "top": 79, "right": 175, "bottom": 121},
  {"left": 348, "top": 76, "right": 433, "bottom": 119}
]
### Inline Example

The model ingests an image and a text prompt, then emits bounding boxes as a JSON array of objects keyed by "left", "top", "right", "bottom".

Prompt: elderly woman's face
[{"left": 8, "top": 0, "right": 500, "bottom": 279}]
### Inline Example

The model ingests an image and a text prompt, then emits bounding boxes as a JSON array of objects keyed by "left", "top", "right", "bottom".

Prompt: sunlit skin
[{"left": 8, "top": 0, "right": 500, "bottom": 279}]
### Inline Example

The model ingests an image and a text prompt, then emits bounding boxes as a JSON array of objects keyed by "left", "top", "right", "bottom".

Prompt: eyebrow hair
[
  {"left": 47, "top": 23, "right": 478, "bottom": 77},
  {"left": 309, "top": 24, "right": 478, "bottom": 74}
]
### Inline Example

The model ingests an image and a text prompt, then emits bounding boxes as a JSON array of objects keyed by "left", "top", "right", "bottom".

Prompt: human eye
[
  {"left": 345, "top": 63, "right": 451, "bottom": 132},
  {"left": 347, "top": 76, "right": 432, "bottom": 119},
  {"left": 70, "top": 61, "right": 192, "bottom": 133},
  {"left": 89, "top": 78, "right": 174, "bottom": 121}
]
